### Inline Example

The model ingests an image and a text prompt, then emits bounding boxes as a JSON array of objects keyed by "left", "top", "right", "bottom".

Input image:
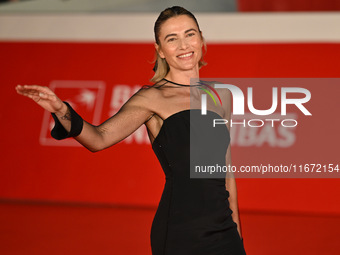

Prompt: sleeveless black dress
[{"left": 150, "top": 109, "right": 246, "bottom": 255}]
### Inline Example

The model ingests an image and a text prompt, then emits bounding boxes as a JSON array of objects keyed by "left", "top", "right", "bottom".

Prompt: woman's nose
[{"left": 178, "top": 38, "right": 189, "bottom": 49}]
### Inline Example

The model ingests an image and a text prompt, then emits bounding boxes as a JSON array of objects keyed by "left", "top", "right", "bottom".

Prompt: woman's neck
[{"left": 165, "top": 68, "right": 199, "bottom": 86}]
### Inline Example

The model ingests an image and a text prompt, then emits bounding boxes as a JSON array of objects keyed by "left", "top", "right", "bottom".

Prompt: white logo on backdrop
[{"left": 40, "top": 80, "right": 106, "bottom": 147}]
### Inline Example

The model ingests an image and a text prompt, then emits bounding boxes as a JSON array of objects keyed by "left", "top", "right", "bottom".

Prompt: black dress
[
  {"left": 150, "top": 109, "right": 246, "bottom": 255},
  {"left": 50, "top": 87, "right": 246, "bottom": 255}
]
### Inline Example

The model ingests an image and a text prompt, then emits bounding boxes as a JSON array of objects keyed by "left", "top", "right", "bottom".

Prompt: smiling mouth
[{"left": 177, "top": 52, "right": 194, "bottom": 59}]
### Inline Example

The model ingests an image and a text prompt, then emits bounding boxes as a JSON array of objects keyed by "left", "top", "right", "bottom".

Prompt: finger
[
  {"left": 20, "top": 88, "right": 39, "bottom": 97},
  {"left": 17, "top": 88, "right": 43, "bottom": 99},
  {"left": 23, "top": 85, "right": 50, "bottom": 93},
  {"left": 16, "top": 85, "right": 28, "bottom": 93},
  {"left": 16, "top": 86, "right": 29, "bottom": 96},
  {"left": 17, "top": 85, "right": 34, "bottom": 92},
  {"left": 19, "top": 86, "right": 43, "bottom": 96},
  {"left": 16, "top": 84, "right": 23, "bottom": 92},
  {"left": 28, "top": 85, "right": 55, "bottom": 97}
]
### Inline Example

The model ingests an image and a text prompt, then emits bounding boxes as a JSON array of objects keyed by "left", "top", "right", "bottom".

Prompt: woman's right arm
[{"left": 16, "top": 85, "right": 155, "bottom": 152}]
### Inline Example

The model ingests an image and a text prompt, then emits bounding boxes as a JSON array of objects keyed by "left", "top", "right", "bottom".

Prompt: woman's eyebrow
[
  {"left": 164, "top": 28, "right": 198, "bottom": 41},
  {"left": 185, "top": 28, "right": 198, "bottom": 34},
  {"left": 164, "top": 33, "right": 177, "bottom": 41}
]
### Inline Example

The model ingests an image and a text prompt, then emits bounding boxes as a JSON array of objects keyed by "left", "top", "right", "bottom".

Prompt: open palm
[{"left": 15, "top": 85, "right": 64, "bottom": 113}]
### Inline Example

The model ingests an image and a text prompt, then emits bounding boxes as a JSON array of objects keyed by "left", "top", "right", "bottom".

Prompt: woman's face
[{"left": 156, "top": 15, "right": 203, "bottom": 73}]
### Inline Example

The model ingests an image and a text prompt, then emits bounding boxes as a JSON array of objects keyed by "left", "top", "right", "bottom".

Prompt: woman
[{"left": 16, "top": 6, "right": 246, "bottom": 255}]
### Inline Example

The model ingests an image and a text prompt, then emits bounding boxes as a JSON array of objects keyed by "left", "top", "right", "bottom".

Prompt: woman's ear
[{"left": 155, "top": 43, "right": 165, "bottom": 59}]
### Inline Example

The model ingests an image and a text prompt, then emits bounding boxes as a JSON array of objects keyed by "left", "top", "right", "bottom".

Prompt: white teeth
[{"left": 178, "top": 52, "right": 193, "bottom": 58}]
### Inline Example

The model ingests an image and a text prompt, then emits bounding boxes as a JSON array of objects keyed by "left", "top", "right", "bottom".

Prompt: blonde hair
[{"left": 150, "top": 6, "right": 207, "bottom": 84}]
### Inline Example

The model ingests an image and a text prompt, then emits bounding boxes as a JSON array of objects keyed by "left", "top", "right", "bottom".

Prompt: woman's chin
[{"left": 177, "top": 63, "right": 199, "bottom": 72}]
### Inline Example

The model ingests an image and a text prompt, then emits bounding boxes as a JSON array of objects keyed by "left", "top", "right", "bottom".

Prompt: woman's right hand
[{"left": 15, "top": 85, "right": 67, "bottom": 115}]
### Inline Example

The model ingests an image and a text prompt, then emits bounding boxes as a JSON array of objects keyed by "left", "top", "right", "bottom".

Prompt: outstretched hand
[{"left": 15, "top": 85, "right": 66, "bottom": 114}]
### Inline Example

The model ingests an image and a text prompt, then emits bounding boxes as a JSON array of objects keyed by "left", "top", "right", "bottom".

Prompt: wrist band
[{"left": 51, "top": 101, "right": 84, "bottom": 140}]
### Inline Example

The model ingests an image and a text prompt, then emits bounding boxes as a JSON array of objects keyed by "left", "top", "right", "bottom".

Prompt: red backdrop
[{"left": 1, "top": 41, "right": 339, "bottom": 215}]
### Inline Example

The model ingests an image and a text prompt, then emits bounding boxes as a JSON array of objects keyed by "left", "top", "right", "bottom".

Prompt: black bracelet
[{"left": 51, "top": 101, "right": 84, "bottom": 140}]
